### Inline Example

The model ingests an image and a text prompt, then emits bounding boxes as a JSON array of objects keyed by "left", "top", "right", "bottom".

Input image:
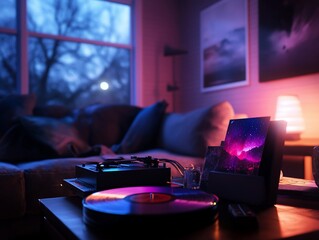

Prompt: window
[
  {"left": 0, "top": 0, "right": 17, "bottom": 94},
  {"left": 0, "top": 0, "right": 132, "bottom": 108}
]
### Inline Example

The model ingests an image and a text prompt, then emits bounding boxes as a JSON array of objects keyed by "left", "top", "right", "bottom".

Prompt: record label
[{"left": 128, "top": 192, "right": 174, "bottom": 203}]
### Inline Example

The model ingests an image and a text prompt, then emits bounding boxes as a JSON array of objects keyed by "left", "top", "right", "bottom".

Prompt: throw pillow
[
  {"left": 73, "top": 104, "right": 142, "bottom": 146},
  {"left": 112, "top": 100, "right": 168, "bottom": 154},
  {"left": 159, "top": 101, "right": 235, "bottom": 157},
  {"left": 21, "top": 116, "right": 91, "bottom": 156},
  {"left": 0, "top": 93, "right": 36, "bottom": 139},
  {"left": 0, "top": 116, "right": 92, "bottom": 163},
  {"left": 0, "top": 120, "right": 58, "bottom": 163}
]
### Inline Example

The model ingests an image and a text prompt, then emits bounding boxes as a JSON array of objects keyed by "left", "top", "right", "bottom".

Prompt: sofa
[{"left": 0, "top": 94, "right": 237, "bottom": 239}]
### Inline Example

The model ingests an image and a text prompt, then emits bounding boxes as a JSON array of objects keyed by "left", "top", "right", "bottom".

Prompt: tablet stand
[{"left": 207, "top": 120, "right": 287, "bottom": 208}]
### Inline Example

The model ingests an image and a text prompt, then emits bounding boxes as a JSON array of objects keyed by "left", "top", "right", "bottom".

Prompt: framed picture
[
  {"left": 259, "top": 0, "right": 319, "bottom": 82},
  {"left": 200, "top": 0, "right": 248, "bottom": 92}
]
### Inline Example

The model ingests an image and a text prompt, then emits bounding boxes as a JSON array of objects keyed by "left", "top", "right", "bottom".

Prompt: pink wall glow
[{"left": 140, "top": 0, "right": 319, "bottom": 138}]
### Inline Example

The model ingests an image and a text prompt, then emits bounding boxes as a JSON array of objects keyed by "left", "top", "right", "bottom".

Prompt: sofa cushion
[
  {"left": 0, "top": 162, "right": 26, "bottom": 219},
  {"left": 74, "top": 104, "right": 141, "bottom": 147},
  {"left": 159, "top": 101, "right": 234, "bottom": 157},
  {"left": 72, "top": 104, "right": 102, "bottom": 145},
  {"left": 0, "top": 93, "right": 36, "bottom": 139},
  {"left": 23, "top": 116, "right": 91, "bottom": 155},
  {"left": 0, "top": 116, "right": 91, "bottom": 163},
  {"left": 33, "top": 104, "right": 73, "bottom": 119},
  {"left": 112, "top": 100, "right": 168, "bottom": 154}
]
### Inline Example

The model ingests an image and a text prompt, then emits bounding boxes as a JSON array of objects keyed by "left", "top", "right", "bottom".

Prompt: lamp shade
[{"left": 275, "top": 95, "right": 305, "bottom": 140}]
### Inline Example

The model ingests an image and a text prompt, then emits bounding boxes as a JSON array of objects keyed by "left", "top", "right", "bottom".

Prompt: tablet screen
[{"left": 215, "top": 116, "right": 271, "bottom": 175}]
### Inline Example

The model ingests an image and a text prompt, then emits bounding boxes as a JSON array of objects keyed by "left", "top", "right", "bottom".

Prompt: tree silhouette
[{"left": 0, "top": 0, "right": 130, "bottom": 107}]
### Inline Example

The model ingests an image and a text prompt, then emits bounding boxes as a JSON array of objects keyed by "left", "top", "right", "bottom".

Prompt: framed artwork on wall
[
  {"left": 259, "top": 0, "right": 319, "bottom": 82},
  {"left": 200, "top": 0, "right": 248, "bottom": 92}
]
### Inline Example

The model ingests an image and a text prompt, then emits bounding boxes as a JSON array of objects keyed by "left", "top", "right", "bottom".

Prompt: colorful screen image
[{"left": 215, "top": 116, "right": 271, "bottom": 175}]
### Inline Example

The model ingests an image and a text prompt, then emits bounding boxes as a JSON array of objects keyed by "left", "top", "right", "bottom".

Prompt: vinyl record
[{"left": 82, "top": 186, "right": 219, "bottom": 233}]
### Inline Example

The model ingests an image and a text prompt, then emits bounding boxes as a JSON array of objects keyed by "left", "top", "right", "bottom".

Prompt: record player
[{"left": 64, "top": 156, "right": 184, "bottom": 197}]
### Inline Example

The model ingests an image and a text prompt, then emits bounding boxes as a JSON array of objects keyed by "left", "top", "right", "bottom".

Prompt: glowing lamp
[{"left": 275, "top": 95, "right": 305, "bottom": 140}]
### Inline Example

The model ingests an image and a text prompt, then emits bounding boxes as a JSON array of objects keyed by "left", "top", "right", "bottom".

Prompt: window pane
[
  {"left": 0, "top": 34, "right": 17, "bottom": 95},
  {"left": 0, "top": 0, "right": 16, "bottom": 29},
  {"left": 27, "top": 0, "right": 131, "bottom": 44},
  {"left": 28, "top": 37, "right": 130, "bottom": 108}
]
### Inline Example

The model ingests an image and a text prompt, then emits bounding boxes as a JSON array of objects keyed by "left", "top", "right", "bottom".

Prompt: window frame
[{"left": 1, "top": 0, "right": 137, "bottom": 104}]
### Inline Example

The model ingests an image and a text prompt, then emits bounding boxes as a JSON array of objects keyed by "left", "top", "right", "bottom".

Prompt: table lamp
[{"left": 275, "top": 95, "right": 305, "bottom": 140}]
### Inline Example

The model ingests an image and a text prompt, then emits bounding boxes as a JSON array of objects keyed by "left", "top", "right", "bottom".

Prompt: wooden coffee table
[{"left": 39, "top": 193, "right": 319, "bottom": 239}]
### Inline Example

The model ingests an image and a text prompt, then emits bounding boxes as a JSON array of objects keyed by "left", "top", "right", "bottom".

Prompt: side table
[
  {"left": 284, "top": 138, "right": 319, "bottom": 180},
  {"left": 39, "top": 195, "right": 319, "bottom": 239}
]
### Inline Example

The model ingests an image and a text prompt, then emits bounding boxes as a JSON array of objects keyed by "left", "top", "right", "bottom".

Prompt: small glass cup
[
  {"left": 312, "top": 146, "right": 319, "bottom": 188},
  {"left": 183, "top": 164, "right": 201, "bottom": 190}
]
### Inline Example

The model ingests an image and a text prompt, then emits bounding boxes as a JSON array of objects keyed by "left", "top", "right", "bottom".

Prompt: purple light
[{"left": 217, "top": 117, "right": 270, "bottom": 175}]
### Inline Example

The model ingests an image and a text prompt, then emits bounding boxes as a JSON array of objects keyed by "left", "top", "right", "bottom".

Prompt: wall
[
  {"left": 139, "top": 0, "right": 319, "bottom": 138},
  {"left": 139, "top": 0, "right": 184, "bottom": 112},
  {"left": 178, "top": 0, "right": 319, "bottom": 139}
]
